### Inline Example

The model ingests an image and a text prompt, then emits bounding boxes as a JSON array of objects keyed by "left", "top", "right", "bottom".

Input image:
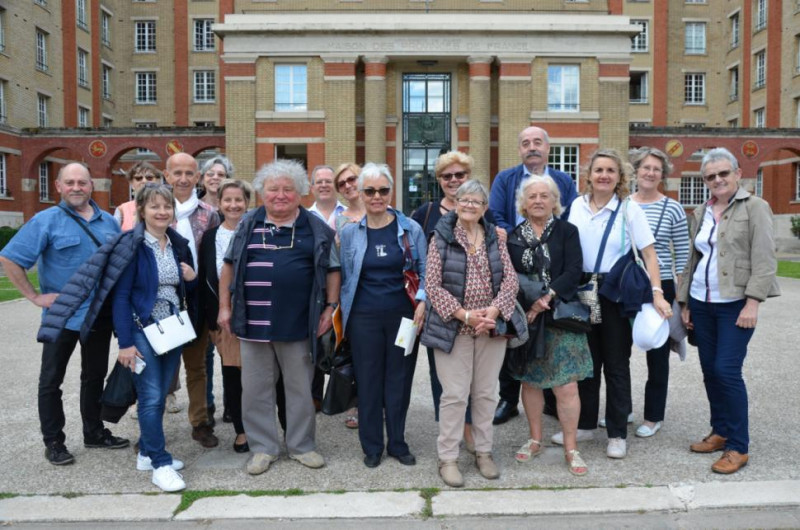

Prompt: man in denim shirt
[{"left": 0, "top": 163, "right": 127, "bottom": 465}]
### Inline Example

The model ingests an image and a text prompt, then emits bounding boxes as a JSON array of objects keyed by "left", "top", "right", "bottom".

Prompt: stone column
[
  {"left": 364, "top": 56, "right": 388, "bottom": 164},
  {"left": 468, "top": 56, "right": 493, "bottom": 185},
  {"left": 321, "top": 56, "right": 359, "bottom": 167},
  {"left": 496, "top": 56, "right": 533, "bottom": 172},
  {"left": 597, "top": 62, "right": 631, "bottom": 154}
]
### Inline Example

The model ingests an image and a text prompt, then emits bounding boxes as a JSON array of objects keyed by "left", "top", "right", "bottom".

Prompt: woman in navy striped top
[{"left": 629, "top": 147, "right": 690, "bottom": 439}]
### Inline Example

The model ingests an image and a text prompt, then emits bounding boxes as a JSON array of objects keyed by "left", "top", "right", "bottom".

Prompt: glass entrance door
[{"left": 402, "top": 73, "right": 451, "bottom": 214}]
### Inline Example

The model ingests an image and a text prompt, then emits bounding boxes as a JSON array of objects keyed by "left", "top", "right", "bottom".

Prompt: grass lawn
[
  {"left": 777, "top": 261, "right": 800, "bottom": 279},
  {"left": 0, "top": 272, "right": 38, "bottom": 302}
]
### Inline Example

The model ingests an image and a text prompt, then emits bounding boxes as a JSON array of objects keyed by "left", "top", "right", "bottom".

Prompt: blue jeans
[
  {"left": 132, "top": 330, "right": 183, "bottom": 469},
  {"left": 688, "top": 297, "right": 754, "bottom": 454}
]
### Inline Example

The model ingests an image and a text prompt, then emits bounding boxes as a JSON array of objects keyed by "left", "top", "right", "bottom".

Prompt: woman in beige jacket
[{"left": 678, "top": 147, "right": 779, "bottom": 475}]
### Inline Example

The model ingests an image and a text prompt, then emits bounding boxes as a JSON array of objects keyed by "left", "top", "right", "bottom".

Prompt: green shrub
[
  {"left": 0, "top": 226, "right": 20, "bottom": 251},
  {"left": 791, "top": 216, "right": 800, "bottom": 239}
]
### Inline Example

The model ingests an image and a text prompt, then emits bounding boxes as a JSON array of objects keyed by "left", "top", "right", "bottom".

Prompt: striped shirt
[{"left": 637, "top": 197, "right": 690, "bottom": 281}]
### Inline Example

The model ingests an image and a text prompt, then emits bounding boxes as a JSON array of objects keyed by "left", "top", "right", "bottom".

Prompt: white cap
[{"left": 633, "top": 303, "right": 669, "bottom": 351}]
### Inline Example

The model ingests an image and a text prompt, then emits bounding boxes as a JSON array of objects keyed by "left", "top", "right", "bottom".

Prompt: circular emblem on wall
[
  {"left": 665, "top": 139, "right": 684, "bottom": 158},
  {"left": 89, "top": 140, "right": 107, "bottom": 158},
  {"left": 742, "top": 140, "right": 759, "bottom": 159},
  {"left": 166, "top": 140, "right": 184, "bottom": 156}
]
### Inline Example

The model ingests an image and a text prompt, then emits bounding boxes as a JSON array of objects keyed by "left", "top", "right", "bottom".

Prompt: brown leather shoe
[
  {"left": 711, "top": 450, "right": 749, "bottom": 474},
  {"left": 690, "top": 432, "right": 726, "bottom": 453},
  {"left": 192, "top": 424, "right": 219, "bottom": 448}
]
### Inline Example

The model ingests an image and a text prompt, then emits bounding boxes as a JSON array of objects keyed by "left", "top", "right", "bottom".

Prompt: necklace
[
  {"left": 590, "top": 196, "right": 612, "bottom": 212},
  {"left": 367, "top": 213, "right": 392, "bottom": 229},
  {"left": 461, "top": 226, "right": 481, "bottom": 255}
]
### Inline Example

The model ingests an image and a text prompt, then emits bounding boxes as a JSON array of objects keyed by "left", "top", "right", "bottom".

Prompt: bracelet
[
  {"left": 652, "top": 286, "right": 664, "bottom": 294},
  {"left": 464, "top": 311, "right": 471, "bottom": 326}
]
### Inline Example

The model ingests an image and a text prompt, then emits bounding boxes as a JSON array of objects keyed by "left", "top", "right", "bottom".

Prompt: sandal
[
  {"left": 514, "top": 439, "right": 543, "bottom": 463},
  {"left": 566, "top": 449, "right": 588, "bottom": 476},
  {"left": 344, "top": 408, "right": 358, "bottom": 429}
]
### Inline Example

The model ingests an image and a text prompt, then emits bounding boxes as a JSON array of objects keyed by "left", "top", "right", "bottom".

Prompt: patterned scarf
[{"left": 520, "top": 217, "right": 555, "bottom": 284}]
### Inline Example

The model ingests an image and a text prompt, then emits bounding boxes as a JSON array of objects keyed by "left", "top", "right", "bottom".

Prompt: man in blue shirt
[
  {"left": 488, "top": 126, "right": 579, "bottom": 425},
  {"left": 0, "top": 163, "right": 127, "bottom": 465}
]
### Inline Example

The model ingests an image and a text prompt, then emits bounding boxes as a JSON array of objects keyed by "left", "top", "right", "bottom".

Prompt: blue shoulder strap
[{"left": 593, "top": 200, "right": 622, "bottom": 274}]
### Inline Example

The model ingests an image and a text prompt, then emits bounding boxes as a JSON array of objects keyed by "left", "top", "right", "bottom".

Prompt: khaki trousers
[
  {"left": 434, "top": 334, "right": 507, "bottom": 460},
  {"left": 181, "top": 324, "right": 209, "bottom": 427}
]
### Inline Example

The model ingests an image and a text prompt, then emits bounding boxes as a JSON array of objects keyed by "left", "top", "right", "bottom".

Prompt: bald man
[
  {"left": 164, "top": 152, "right": 220, "bottom": 448},
  {"left": 0, "top": 163, "right": 126, "bottom": 465}
]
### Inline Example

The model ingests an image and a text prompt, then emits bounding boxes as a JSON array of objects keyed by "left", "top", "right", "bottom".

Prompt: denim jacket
[{"left": 338, "top": 208, "right": 427, "bottom": 331}]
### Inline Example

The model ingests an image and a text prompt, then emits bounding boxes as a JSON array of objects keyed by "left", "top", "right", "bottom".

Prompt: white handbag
[{"left": 136, "top": 300, "right": 197, "bottom": 355}]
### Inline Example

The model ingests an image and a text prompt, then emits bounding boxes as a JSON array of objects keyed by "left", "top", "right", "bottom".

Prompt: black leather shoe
[
  {"left": 45, "top": 442, "right": 75, "bottom": 465},
  {"left": 84, "top": 428, "right": 130, "bottom": 449},
  {"left": 492, "top": 400, "right": 519, "bottom": 425},
  {"left": 233, "top": 440, "right": 250, "bottom": 453},
  {"left": 389, "top": 452, "right": 416, "bottom": 466},
  {"left": 364, "top": 454, "right": 382, "bottom": 468}
]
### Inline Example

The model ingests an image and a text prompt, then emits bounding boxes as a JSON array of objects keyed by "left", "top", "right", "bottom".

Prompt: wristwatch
[{"left": 326, "top": 302, "right": 339, "bottom": 310}]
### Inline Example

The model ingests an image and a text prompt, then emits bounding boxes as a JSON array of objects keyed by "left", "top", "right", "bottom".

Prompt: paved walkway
[{"left": 1, "top": 278, "right": 799, "bottom": 523}]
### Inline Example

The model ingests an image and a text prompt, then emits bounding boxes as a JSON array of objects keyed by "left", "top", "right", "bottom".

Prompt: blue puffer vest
[{"left": 421, "top": 211, "right": 505, "bottom": 353}]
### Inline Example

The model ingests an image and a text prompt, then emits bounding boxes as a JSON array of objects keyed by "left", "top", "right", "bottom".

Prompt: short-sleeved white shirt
[{"left": 568, "top": 194, "right": 655, "bottom": 273}]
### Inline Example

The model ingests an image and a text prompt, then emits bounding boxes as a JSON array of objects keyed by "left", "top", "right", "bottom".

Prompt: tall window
[
  {"left": 39, "top": 162, "right": 50, "bottom": 201},
  {"left": 0, "top": 81, "right": 6, "bottom": 124},
  {"left": 755, "top": 0, "right": 767, "bottom": 31},
  {"left": 101, "top": 12, "right": 111, "bottom": 46},
  {"left": 194, "top": 19, "right": 215, "bottom": 51},
  {"left": 78, "top": 50, "right": 89, "bottom": 88},
  {"left": 548, "top": 145, "right": 580, "bottom": 187},
  {"left": 547, "top": 65, "right": 580, "bottom": 112},
  {"left": 135, "top": 72, "right": 157, "bottom": 104},
  {"left": 0, "top": 154, "right": 6, "bottom": 197},
  {"left": 76, "top": 0, "right": 87, "bottom": 30},
  {"left": 730, "top": 13, "right": 740, "bottom": 48},
  {"left": 629, "top": 71, "right": 648, "bottom": 103},
  {"left": 796, "top": 97, "right": 800, "bottom": 128},
  {"left": 754, "top": 51, "right": 766, "bottom": 88},
  {"left": 36, "top": 30, "right": 48, "bottom": 71},
  {"left": 102, "top": 66, "right": 112, "bottom": 100},
  {"left": 796, "top": 35, "right": 800, "bottom": 73},
  {"left": 194, "top": 71, "right": 215, "bottom": 103},
  {"left": 754, "top": 108, "right": 765, "bottom": 128},
  {"left": 796, "top": 165, "right": 800, "bottom": 201},
  {"left": 78, "top": 106, "right": 89, "bottom": 127},
  {"left": 135, "top": 21, "right": 156, "bottom": 53},
  {"left": 0, "top": 8, "right": 5, "bottom": 53},
  {"left": 631, "top": 20, "right": 648, "bottom": 52},
  {"left": 275, "top": 64, "right": 307, "bottom": 111},
  {"left": 684, "top": 73, "right": 705, "bottom": 104},
  {"left": 729, "top": 67, "right": 739, "bottom": 101},
  {"left": 755, "top": 168, "right": 763, "bottom": 197},
  {"left": 679, "top": 175, "right": 709, "bottom": 205},
  {"left": 685, "top": 22, "right": 706, "bottom": 54},
  {"left": 37, "top": 94, "right": 48, "bottom": 126}
]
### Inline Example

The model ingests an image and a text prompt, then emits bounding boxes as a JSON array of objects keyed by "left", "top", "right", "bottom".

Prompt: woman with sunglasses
[
  {"left": 114, "top": 162, "right": 163, "bottom": 230},
  {"left": 678, "top": 147, "right": 779, "bottom": 474},
  {"left": 422, "top": 179, "right": 519, "bottom": 487},
  {"left": 331, "top": 163, "right": 364, "bottom": 429},
  {"left": 338, "top": 163, "right": 427, "bottom": 468},
  {"left": 411, "top": 151, "right": 496, "bottom": 454}
]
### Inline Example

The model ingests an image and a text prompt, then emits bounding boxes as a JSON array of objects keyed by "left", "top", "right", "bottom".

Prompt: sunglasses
[
  {"left": 337, "top": 175, "right": 358, "bottom": 190},
  {"left": 440, "top": 171, "right": 468, "bottom": 182},
  {"left": 132, "top": 174, "right": 160, "bottom": 182},
  {"left": 703, "top": 169, "right": 732, "bottom": 183},
  {"left": 362, "top": 187, "right": 392, "bottom": 198}
]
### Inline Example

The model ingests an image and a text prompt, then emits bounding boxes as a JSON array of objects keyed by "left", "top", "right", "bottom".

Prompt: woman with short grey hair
[
  {"left": 422, "top": 178, "right": 519, "bottom": 487},
  {"left": 199, "top": 155, "right": 235, "bottom": 210}
]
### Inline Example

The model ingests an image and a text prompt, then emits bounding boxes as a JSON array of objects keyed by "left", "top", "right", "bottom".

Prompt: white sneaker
[
  {"left": 598, "top": 413, "right": 635, "bottom": 428},
  {"left": 635, "top": 421, "right": 662, "bottom": 438},
  {"left": 551, "top": 429, "right": 595, "bottom": 446},
  {"left": 137, "top": 453, "right": 184, "bottom": 471},
  {"left": 607, "top": 438, "right": 627, "bottom": 459},
  {"left": 165, "top": 393, "right": 182, "bottom": 413},
  {"left": 152, "top": 465, "right": 186, "bottom": 492}
]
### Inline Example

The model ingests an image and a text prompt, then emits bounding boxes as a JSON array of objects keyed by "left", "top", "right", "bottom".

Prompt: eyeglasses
[
  {"left": 440, "top": 171, "right": 469, "bottom": 182},
  {"left": 362, "top": 187, "right": 392, "bottom": 197},
  {"left": 261, "top": 222, "right": 296, "bottom": 250},
  {"left": 703, "top": 169, "right": 732, "bottom": 183},
  {"left": 337, "top": 175, "right": 358, "bottom": 190},
  {"left": 456, "top": 198, "right": 486, "bottom": 207},
  {"left": 639, "top": 165, "right": 663, "bottom": 175},
  {"left": 132, "top": 174, "right": 160, "bottom": 182}
]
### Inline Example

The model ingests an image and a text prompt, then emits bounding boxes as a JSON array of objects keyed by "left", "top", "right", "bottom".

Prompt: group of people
[{"left": 0, "top": 124, "right": 777, "bottom": 493}]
